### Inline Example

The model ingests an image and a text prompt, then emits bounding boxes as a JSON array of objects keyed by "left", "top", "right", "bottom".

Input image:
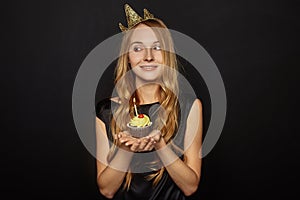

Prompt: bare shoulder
[
  {"left": 187, "top": 98, "right": 202, "bottom": 124},
  {"left": 190, "top": 98, "right": 202, "bottom": 112},
  {"left": 186, "top": 98, "right": 202, "bottom": 124}
]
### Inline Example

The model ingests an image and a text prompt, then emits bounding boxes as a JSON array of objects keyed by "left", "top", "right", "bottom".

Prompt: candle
[{"left": 133, "top": 97, "right": 138, "bottom": 116}]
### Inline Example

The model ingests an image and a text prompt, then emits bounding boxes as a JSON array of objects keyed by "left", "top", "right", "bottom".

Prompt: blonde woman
[{"left": 96, "top": 4, "right": 203, "bottom": 199}]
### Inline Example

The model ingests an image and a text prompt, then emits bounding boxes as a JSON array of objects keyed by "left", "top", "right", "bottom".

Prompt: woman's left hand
[{"left": 148, "top": 130, "right": 162, "bottom": 142}]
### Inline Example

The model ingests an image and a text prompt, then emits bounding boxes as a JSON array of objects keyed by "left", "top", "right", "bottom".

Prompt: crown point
[
  {"left": 119, "top": 23, "right": 127, "bottom": 32},
  {"left": 124, "top": 4, "right": 130, "bottom": 10},
  {"left": 119, "top": 4, "right": 158, "bottom": 32},
  {"left": 144, "top": 8, "right": 154, "bottom": 19}
]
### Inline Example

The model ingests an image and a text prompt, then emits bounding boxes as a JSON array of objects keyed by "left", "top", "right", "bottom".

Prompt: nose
[{"left": 144, "top": 48, "right": 154, "bottom": 62}]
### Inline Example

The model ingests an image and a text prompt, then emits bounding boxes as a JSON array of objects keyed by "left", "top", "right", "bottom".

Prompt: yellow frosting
[{"left": 129, "top": 114, "right": 151, "bottom": 127}]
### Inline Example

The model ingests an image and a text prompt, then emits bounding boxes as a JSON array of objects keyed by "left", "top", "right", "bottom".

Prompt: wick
[{"left": 133, "top": 97, "right": 138, "bottom": 116}]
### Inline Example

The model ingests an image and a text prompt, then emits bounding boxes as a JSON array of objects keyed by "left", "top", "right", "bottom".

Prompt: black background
[{"left": 3, "top": 0, "right": 299, "bottom": 199}]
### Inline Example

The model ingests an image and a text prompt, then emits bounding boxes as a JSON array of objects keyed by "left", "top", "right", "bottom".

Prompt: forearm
[
  {"left": 97, "top": 149, "right": 133, "bottom": 198},
  {"left": 155, "top": 140, "right": 200, "bottom": 196}
]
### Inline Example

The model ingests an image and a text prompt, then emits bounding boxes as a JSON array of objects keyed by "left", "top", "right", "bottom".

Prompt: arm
[
  {"left": 154, "top": 99, "right": 203, "bottom": 196},
  {"left": 96, "top": 118, "right": 137, "bottom": 198}
]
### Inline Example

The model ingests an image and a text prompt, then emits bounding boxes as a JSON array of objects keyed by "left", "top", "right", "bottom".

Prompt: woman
[{"left": 96, "top": 4, "right": 203, "bottom": 199}]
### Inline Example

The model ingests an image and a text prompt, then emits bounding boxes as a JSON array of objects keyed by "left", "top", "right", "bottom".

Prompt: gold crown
[{"left": 119, "top": 4, "right": 158, "bottom": 32}]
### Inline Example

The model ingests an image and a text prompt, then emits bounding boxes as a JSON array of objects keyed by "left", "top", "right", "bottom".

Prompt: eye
[
  {"left": 153, "top": 45, "right": 161, "bottom": 51},
  {"left": 133, "top": 46, "right": 144, "bottom": 52}
]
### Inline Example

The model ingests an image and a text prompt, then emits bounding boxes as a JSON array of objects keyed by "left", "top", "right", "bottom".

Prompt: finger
[
  {"left": 148, "top": 130, "right": 161, "bottom": 142},
  {"left": 119, "top": 136, "right": 131, "bottom": 144},
  {"left": 130, "top": 140, "right": 141, "bottom": 152},
  {"left": 149, "top": 146, "right": 154, "bottom": 151},
  {"left": 114, "top": 133, "right": 118, "bottom": 140},
  {"left": 119, "top": 134, "right": 135, "bottom": 144},
  {"left": 117, "top": 132, "right": 124, "bottom": 139},
  {"left": 124, "top": 139, "right": 138, "bottom": 147},
  {"left": 153, "top": 134, "right": 161, "bottom": 142},
  {"left": 138, "top": 137, "right": 149, "bottom": 150},
  {"left": 118, "top": 131, "right": 130, "bottom": 138},
  {"left": 143, "top": 138, "right": 155, "bottom": 151}
]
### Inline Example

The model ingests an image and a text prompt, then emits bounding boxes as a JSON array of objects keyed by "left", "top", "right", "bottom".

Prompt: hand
[
  {"left": 136, "top": 136, "right": 156, "bottom": 151},
  {"left": 116, "top": 131, "right": 156, "bottom": 152},
  {"left": 131, "top": 130, "right": 162, "bottom": 152},
  {"left": 148, "top": 130, "right": 166, "bottom": 150},
  {"left": 115, "top": 131, "right": 141, "bottom": 152},
  {"left": 148, "top": 130, "right": 162, "bottom": 142}
]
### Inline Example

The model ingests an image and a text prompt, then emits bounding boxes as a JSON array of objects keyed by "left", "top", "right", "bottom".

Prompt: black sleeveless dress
[{"left": 96, "top": 94, "right": 196, "bottom": 200}]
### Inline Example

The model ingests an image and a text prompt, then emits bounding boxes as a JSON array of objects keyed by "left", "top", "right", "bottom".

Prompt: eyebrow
[{"left": 130, "top": 41, "right": 160, "bottom": 46}]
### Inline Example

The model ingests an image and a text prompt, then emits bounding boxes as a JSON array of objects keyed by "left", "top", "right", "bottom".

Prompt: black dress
[{"left": 96, "top": 94, "right": 196, "bottom": 200}]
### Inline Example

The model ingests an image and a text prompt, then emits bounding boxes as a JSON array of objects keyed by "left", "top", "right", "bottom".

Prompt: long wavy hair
[{"left": 108, "top": 19, "right": 180, "bottom": 190}]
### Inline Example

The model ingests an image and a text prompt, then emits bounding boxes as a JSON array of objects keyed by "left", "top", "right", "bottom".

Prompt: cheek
[
  {"left": 128, "top": 53, "right": 143, "bottom": 65},
  {"left": 153, "top": 52, "right": 163, "bottom": 63}
]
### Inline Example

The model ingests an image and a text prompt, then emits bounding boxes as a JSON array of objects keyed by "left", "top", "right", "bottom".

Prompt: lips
[{"left": 140, "top": 65, "right": 158, "bottom": 71}]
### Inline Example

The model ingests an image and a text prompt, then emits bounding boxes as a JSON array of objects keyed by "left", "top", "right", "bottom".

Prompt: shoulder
[
  {"left": 95, "top": 97, "right": 121, "bottom": 120},
  {"left": 95, "top": 98, "right": 112, "bottom": 121},
  {"left": 178, "top": 92, "right": 200, "bottom": 111},
  {"left": 96, "top": 98, "right": 111, "bottom": 115},
  {"left": 190, "top": 98, "right": 202, "bottom": 113}
]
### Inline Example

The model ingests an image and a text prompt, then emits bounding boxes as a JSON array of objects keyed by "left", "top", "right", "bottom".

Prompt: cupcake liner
[{"left": 126, "top": 122, "right": 153, "bottom": 138}]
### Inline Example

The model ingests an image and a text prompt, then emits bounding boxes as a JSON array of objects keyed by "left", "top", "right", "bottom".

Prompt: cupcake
[
  {"left": 127, "top": 113, "right": 153, "bottom": 138},
  {"left": 126, "top": 98, "right": 153, "bottom": 138}
]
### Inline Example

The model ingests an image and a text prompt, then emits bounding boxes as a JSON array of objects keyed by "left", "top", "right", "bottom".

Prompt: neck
[{"left": 135, "top": 83, "right": 161, "bottom": 104}]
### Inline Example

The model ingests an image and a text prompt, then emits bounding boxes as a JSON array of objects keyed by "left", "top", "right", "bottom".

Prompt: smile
[{"left": 140, "top": 65, "right": 158, "bottom": 71}]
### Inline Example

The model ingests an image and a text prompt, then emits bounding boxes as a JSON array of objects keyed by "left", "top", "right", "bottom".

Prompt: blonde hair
[{"left": 109, "top": 19, "right": 180, "bottom": 190}]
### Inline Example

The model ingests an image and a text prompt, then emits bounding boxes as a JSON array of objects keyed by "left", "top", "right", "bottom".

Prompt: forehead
[{"left": 129, "top": 24, "right": 158, "bottom": 45}]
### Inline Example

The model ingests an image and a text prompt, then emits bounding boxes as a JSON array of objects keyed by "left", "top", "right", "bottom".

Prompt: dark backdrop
[{"left": 3, "top": 0, "right": 298, "bottom": 199}]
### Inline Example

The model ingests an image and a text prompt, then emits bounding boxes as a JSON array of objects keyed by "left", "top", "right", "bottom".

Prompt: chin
[
  {"left": 134, "top": 71, "right": 162, "bottom": 83},
  {"left": 135, "top": 74, "right": 161, "bottom": 83},
  {"left": 138, "top": 77, "right": 161, "bottom": 83}
]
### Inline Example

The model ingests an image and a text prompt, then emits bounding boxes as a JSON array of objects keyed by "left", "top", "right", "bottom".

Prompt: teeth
[{"left": 141, "top": 65, "right": 157, "bottom": 69}]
